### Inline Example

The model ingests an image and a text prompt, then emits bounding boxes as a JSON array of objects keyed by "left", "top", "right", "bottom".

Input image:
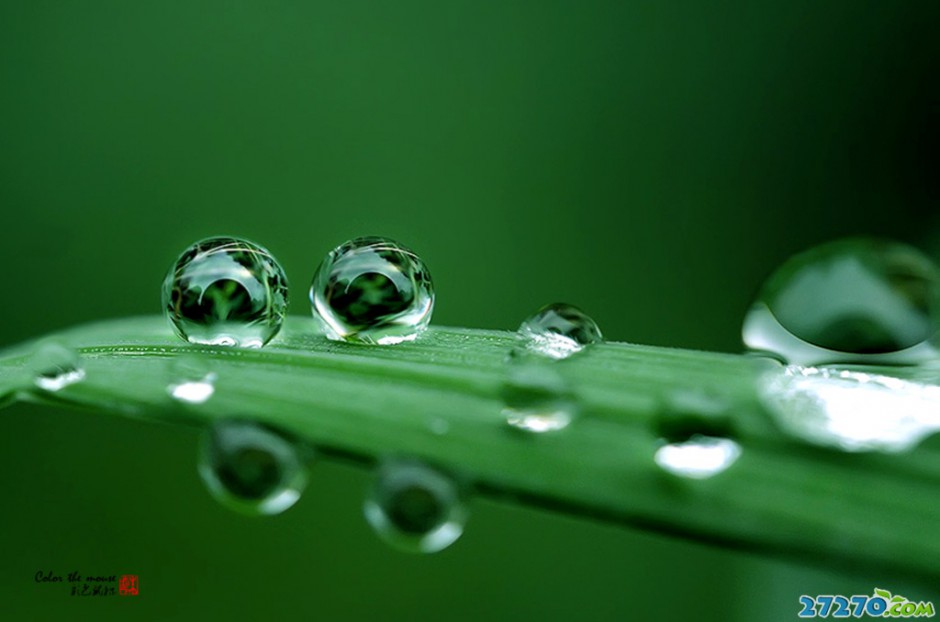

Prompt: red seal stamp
[{"left": 119, "top": 575, "right": 139, "bottom": 596}]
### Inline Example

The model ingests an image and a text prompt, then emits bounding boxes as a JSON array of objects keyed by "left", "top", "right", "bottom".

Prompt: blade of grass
[{"left": 0, "top": 315, "right": 937, "bottom": 581}]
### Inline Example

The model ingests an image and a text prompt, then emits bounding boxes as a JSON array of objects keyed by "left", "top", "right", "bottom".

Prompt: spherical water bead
[
  {"left": 310, "top": 237, "right": 434, "bottom": 345},
  {"left": 163, "top": 237, "right": 288, "bottom": 348},
  {"left": 29, "top": 341, "right": 85, "bottom": 392},
  {"left": 364, "top": 459, "right": 466, "bottom": 553},
  {"left": 743, "top": 238, "right": 940, "bottom": 365},
  {"left": 198, "top": 419, "right": 309, "bottom": 516},
  {"left": 517, "top": 303, "right": 603, "bottom": 359},
  {"left": 501, "top": 358, "right": 577, "bottom": 433}
]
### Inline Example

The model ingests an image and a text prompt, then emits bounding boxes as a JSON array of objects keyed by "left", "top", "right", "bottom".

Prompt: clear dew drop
[
  {"left": 654, "top": 435, "right": 742, "bottom": 479},
  {"left": 364, "top": 459, "right": 466, "bottom": 554},
  {"left": 169, "top": 373, "right": 216, "bottom": 404},
  {"left": 743, "top": 238, "right": 940, "bottom": 365},
  {"left": 162, "top": 237, "right": 289, "bottom": 348},
  {"left": 167, "top": 357, "right": 216, "bottom": 404},
  {"left": 310, "top": 236, "right": 434, "bottom": 345},
  {"left": 758, "top": 365, "right": 940, "bottom": 453},
  {"left": 501, "top": 357, "right": 577, "bottom": 433},
  {"left": 517, "top": 302, "right": 603, "bottom": 360},
  {"left": 29, "top": 342, "right": 85, "bottom": 392},
  {"left": 198, "top": 419, "right": 309, "bottom": 516}
]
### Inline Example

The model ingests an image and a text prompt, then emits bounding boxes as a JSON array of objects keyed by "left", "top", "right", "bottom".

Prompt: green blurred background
[{"left": 1, "top": 1, "right": 937, "bottom": 620}]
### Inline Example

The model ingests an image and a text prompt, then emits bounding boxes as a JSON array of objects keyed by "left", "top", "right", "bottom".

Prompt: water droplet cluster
[{"left": 150, "top": 232, "right": 940, "bottom": 552}]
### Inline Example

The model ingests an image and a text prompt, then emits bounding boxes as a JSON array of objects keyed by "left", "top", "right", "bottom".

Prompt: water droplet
[
  {"left": 758, "top": 365, "right": 940, "bottom": 453},
  {"left": 502, "top": 359, "right": 576, "bottom": 433},
  {"left": 29, "top": 342, "right": 85, "bottom": 391},
  {"left": 428, "top": 418, "right": 450, "bottom": 436},
  {"left": 309, "top": 236, "right": 434, "bottom": 345},
  {"left": 743, "top": 238, "right": 940, "bottom": 365},
  {"left": 163, "top": 237, "right": 289, "bottom": 348},
  {"left": 654, "top": 435, "right": 741, "bottom": 479},
  {"left": 167, "top": 357, "right": 216, "bottom": 404},
  {"left": 655, "top": 389, "right": 734, "bottom": 442},
  {"left": 517, "top": 303, "right": 603, "bottom": 359},
  {"left": 364, "top": 459, "right": 466, "bottom": 553},
  {"left": 198, "top": 419, "right": 309, "bottom": 515},
  {"left": 169, "top": 373, "right": 216, "bottom": 404}
]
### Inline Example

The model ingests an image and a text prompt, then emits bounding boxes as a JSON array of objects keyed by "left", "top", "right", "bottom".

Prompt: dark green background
[{"left": 1, "top": 1, "right": 936, "bottom": 620}]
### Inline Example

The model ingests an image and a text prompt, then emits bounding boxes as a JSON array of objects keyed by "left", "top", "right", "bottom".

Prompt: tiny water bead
[
  {"left": 743, "top": 238, "right": 940, "bottom": 365},
  {"left": 654, "top": 436, "right": 741, "bottom": 480},
  {"left": 758, "top": 365, "right": 940, "bottom": 453},
  {"left": 29, "top": 342, "right": 85, "bottom": 392},
  {"left": 310, "top": 236, "right": 434, "bottom": 345},
  {"left": 501, "top": 358, "right": 577, "bottom": 433},
  {"left": 654, "top": 389, "right": 735, "bottom": 442},
  {"left": 517, "top": 303, "right": 603, "bottom": 359},
  {"left": 198, "top": 419, "right": 309, "bottom": 516},
  {"left": 163, "top": 237, "right": 289, "bottom": 348},
  {"left": 166, "top": 356, "right": 216, "bottom": 404},
  {"left": 364, "top": 459, "right": 466, "bottom": 553}
]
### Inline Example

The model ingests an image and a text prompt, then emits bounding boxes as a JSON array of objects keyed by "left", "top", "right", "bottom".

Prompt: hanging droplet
[
  {"left": 517, "top": 303, "right": 603, "bottom": 360},
  {"left": 502, "top": 358, "right": 577, "bottom": 433},
  {"left": 364, "top": 459, "right": 466, "bottom": 553},
  {"left": 743, "top": 238, "right": 940, "bottom": 365},
  {"left": 309, "top": 236, "right": 434, "bottom": 345},
  {"left": 163, "top": 237, "right": 289, "bottom": 348},
  {"left": 654, "top": 435, "right": 742, "bottom": 479},
  {"left": 198, "top": 419, "right": 309, "bottom": 516},
  {"left": 758, "top": 365, "right": 940, "bottom": 453},
  {"left": 29, "top": 342, "right": 85, "bottom": 392}
]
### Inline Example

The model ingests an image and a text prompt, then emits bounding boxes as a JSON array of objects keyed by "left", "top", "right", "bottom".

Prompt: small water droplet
[
  {"left": 654, "top": 435, "right": 741, "bottom": 479},
  {"left": 310, "top": 236, "right": 434, "bottom": 345},
  {"left": 502, "top": 359, "right": 576, "bottom": 433},
  {"left": 30, "top": 342, "right": 85, "bottom": 392},
  {"left": 364, "top": 459, "right": 466, "bottom": 553},
  {"left": 163, "top": 237, "right": 289, "bottom": 348},
  {"left": 428, "top": 418, "right": 450, "bottom": 436},
  {"left": 166, "top": 356, "right": 216, "bottom": 404},
  {"left": 169, "top": 373, "right": 216, "bottom": 404},
  {"left": 758, "top": 365, "right": 940, "bottom": 453},
  {"left": 655, "top": 389, "right": 734, "bottom": 442},
  {"left": 198, "top": 419, "right": 309, "bottom": 515},
  {"left": 743, "top": 238, "right": 940, "bottom": 365},
  {"left": 517, "top": 303, "right": 603, "bottom": 360}
]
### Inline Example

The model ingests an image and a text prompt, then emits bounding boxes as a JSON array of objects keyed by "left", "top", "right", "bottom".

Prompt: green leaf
[{"left": 1, "top": 315, "right": 938, "bottom": 581}]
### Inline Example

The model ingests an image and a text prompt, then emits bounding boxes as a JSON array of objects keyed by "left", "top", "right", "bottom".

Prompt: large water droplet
[
  {"left": 364, "top": 459, "right": 466, "bottom": 553},
  {"left": 517, "top": 303, "right": 602, "bottom": 360},
  {"left": 30, "top": 342, "right": 85, "bottom": 391},
  {"left": 654, "top": 435, "right": 741, "bottom": 479},
  {"left": 309, "top": 236, "right": 434, "bottom": 345},
  {"left": 743, "top": 238, "right": 940, "bottom": 365},
  {"left": 198, "top": 419, "right": 309, "bottom": 515},
  {"left": 502, "top": 358, "right": 576, "bottom": 433},
  {"left": 163, "top": 237, "right": 289, "bottom": 348},
  {"left": 758, "top": 365, "right": 940, "bottom": 453}
]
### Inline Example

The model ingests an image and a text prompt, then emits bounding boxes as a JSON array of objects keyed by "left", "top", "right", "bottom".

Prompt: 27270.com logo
[{"left": 799, "top": 589, "right": 934, "bottom": 618}]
